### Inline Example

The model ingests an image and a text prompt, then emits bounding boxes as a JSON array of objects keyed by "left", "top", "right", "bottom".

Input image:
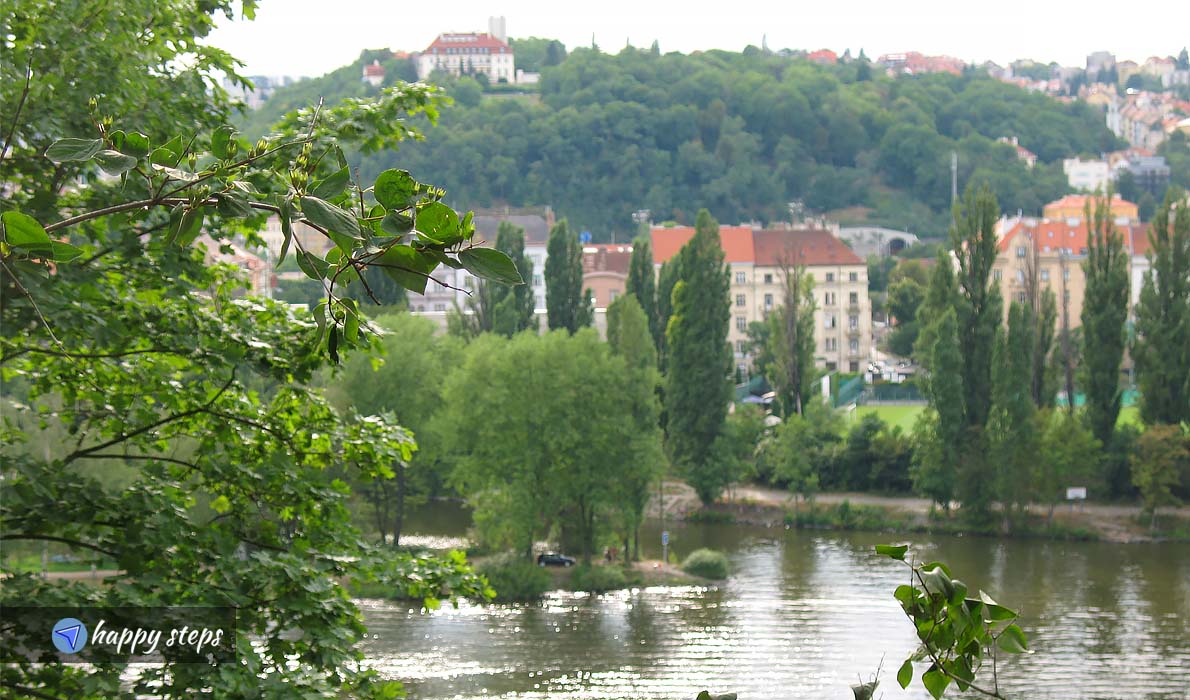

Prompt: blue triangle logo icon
[{"left": 55, "top": 625, "right": 81, "bottom": 648}]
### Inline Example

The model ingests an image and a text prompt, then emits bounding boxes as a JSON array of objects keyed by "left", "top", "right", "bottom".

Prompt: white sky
[{"left": 208, "top": 0, "right": 1190, "bottom": 79}]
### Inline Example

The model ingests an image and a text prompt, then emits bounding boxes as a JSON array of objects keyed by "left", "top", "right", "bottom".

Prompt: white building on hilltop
[{"left": 416, "top": 17, "right": 515, "bottom": 83}]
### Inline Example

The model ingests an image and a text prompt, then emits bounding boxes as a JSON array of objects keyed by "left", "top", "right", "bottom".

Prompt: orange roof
[
  {"left": 425, "top": 33, "right": 510, "bottom": 53},
  {"left": 1043, "top": 193, "right": 1136, "bottom": 213},
  {"left": 999, "top": 220, "right": 1150, "bottom": 256},
  {"left": 650, "top": 225, "right": 754, "bottom": 264},
  {"left": 753, "top": 229, "right": 863, "bottom": 266}
]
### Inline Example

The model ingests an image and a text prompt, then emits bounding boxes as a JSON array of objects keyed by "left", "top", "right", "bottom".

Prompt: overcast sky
[{"left": 207, "top": 0, "right": 1190, "bottom": 79}]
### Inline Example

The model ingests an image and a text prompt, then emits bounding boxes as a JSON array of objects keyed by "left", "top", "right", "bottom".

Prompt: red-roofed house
[
  {"left": 416, "top": 32, "right": 514, "bottom": 83},
  {"left": 992, "top": 217, "right": 1152, "bottom": 328},
  {"left": 580, "top": 244, "right": 634, "bottom": 309},
  {"left": 806, "top": 49, "right": 837, "bottom": 66},
  {"left": 362, "top": 60, "right": 385, "bottom": 87},
  {"left": 650, "top": 225, "right": 871, "bottom": 372},
  {"left": 1043, "top": 194, "right": 1138, "bottom": 223}
]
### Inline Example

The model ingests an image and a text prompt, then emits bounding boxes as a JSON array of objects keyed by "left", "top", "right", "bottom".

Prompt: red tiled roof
[
  {"left": 650, "top": 226, "right": 754, "bottom": 264},
  {"left": 753, "top": 229, "right": 863, "bottom": 266},
  {"left": 581, "top": 244, "right": 633, "bottom": 276},
  {"left": 425, "top": 33, "right": 509, "bottom": 52},
  {"left": 363, "top": 61, "right": 385, "bottom": 76},
  {"left": 1043, "top": 193, "right": 1136, "bottom": 212},
  {"left": 998, "top": 220, "right": 1151, "bottom": 255}
]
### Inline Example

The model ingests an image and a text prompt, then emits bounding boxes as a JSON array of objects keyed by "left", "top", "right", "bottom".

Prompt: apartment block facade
[{"left": 651, "top": 225, "right": 872, "bottom": 375}]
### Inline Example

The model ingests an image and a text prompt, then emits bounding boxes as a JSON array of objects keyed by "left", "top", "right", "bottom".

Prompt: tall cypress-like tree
[
  {"left": 991, "top": 302, "right": 1038, "bottom": 529},
  {"left": 767, "top": 256, "right": 816, "bottom": 416},
  {"left": 950, "top": 185, "right": 1003, "bottom": 430},
  {"left": 1023, "top": 227, "right": 1058, "bottom": 408},
  {"left": 491, "top": 222, "right": 537, "bottom": 336},
  {"left": 1081, "top": 193, "right": 1130, "bottom": 450},
  {"left": 665, "top": 210, "right": 732, "bottom": 505},
  {"left": 545, "top": 219, "right": 588, "bottom": 333},
  {"left": 912, "top": 251, "right": 957, "bottom": 368},
  {"left": 627, "top": 235, "right": 659, "bottom": 349},
  {"left": 655, "top": 256, "right": 681, "bottom": 367},
  {"left": 912, "top": 307, "right": 964, "bottom": 511},
  {"left": 1134, "top": 193, "right": 1190, "bottom": 426}
]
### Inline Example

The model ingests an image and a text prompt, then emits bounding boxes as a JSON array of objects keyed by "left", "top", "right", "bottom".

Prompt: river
[{"left": 359, "top": 503, "right": 1190, "bottom": 700}]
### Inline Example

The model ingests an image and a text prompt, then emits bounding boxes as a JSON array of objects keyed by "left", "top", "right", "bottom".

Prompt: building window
[
  {"left": 994, "top": 270, "right": 1002, "bottom": 281},
  {"left": 849, "top": 271, "right": 858, "bottom": 282},
  {"left": 825, "top": 338, "right": 837, "bottom": 351},
  {"left": 1017, "top": 292, "right": 1027, "bottom": 303},
  {"left": 849, "top": 339, "right": 860, "bottom": 353},
  {"left": 736, "top": 294, "right": 746, "bottom": 307},
  {"left": 736, "top": 316, "right": 747, "bottom": 332},
  {"left": 849, "top": 314, "right": 859, "bottom": 329},
  {"left": 826, "top": 361, "right": 837, "bottom": 371},
  {"left": 736, "top": 340, "right": 746, "bottom": 353},
  {"left": 849, "top": 361, "right": 859, "bottom": 372},
  {"left": 849, "top": 292, "right": 858, "bottom": 304},
  {"left": 610, "top": 290, "right": 619, "bottom": 302},
  {"left": 1016, "top": 269, "right": 1025, "bottom": 283},
  {"left": 764, "top": 293, "right": 773, "bottom": 309},
  {"left": 433, "top": 303, "right": 446, "bottom": 312},
  {"left": 764, "top": 273, "right": 773, "bottom": 284},
  {"left": 825, "top": 314, "right": 836, "bottom": 329},
  {"left": 735, "top": 271, "right": 746, "bottom": 284},
  {"left": 533, "top": 274, "right": 543, "bottom": 287},
  {"left": 1040, "top": 269, "right": 1050, "bottom": 281},
  {"left": 824, "top": 292, "right": 836, "bottom": 306},
  {"left": 1016, "top": 246, "right": 1026, "bottom": 258},
  {"left": 1063, "top": 268, "right": 1071, "bottom": 280},
  {"left": 826, "top": 272, "right": 835, "bottom": 282}
]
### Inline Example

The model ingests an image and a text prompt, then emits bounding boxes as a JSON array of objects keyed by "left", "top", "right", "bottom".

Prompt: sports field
[{"left": 849, "top": 403, "right": 1143, "bottom": 432}]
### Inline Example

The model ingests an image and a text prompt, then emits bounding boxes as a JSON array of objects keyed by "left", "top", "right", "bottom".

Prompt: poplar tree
[
  {"left": 665, "top": 210, "right": 732, "bottom": 504},
  {"left": 627, "top": 235, "right": 659, "bottom": 349},
  {"left": 950, "top": 185, "right": 1003, "bottom": 430},
  {"left": 991, "top": 302, "right": 1038, "bottom": 529},
  {"left": 1081, "top": 194, "right": 1130, "bottom": 451},
  {"left": 655, "top": 256, "right": 682, "bottom": 366},
  {"left": 1133, "top": 193, "right": 1190, "bottom": 426},
  {"left": 491, "top": 222, "right": 537, "bottom": 336},
  {"left": 545, "top": 219, "right": 588, "bottom": 333},
  {"left": 767, "top": 259, "right": 817, "bottom": 416}
]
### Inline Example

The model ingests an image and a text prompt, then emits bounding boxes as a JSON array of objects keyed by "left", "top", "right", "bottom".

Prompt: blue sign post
[{"left": 661, "top": 530, "right": 669, "bottom": 565}]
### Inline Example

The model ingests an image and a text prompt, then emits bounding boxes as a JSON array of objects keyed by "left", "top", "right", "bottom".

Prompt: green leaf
[
  {"left": 415, "top": 201, "right": 461, "bottom": 244},
  {"left": 997, "top": 623, "right": 1028, "bottom": 653},
  {"left": 175, "top": 208, "right": 204, "bottom": 247},
  {"left": 49, "top": 241, "right": 84, "bottom": 262},
  {"left": 921, "top": 668, "right": 950, "bottom": 700},
  {"left": 94, "top": 149, "right": 138, "bottom": 175},
  {"left": 983, "top": 603, "right": 1017, "bottom": 621},
  {"left": 209, "top": 495, "right": 231, "bottom": 514},
  {"left": 695, "top": 693, "right": 712, "bottom": 700},
  {"left": 381, "top": 210, "right": 414, "bottom": 237},
  {"left": 312, "top": 166, "right": 351, "bottom": 200},
  {"left": 377, "top": 245, "right": 436, "bottom": 295},
  {"left": 875, "top": 544, "right": 908, "bottom": 561},
  {"left": 216, "top": 192, "right": 255, "bottom": 219},
  {"left": 373, "top": 169, "right": 418, "bottom": 210},
  {"left": 1, "top": 211, "right": 52, "bottom": 248},
  {"left": 297, "top": 250, "right": 331, "bottom": 281},
  {"left": 116, "top": 131, "right": 150, "bottom": 158},
  {"left": 45, "top": 138, "right": 103, "bottom": 162},
  {"left": 459, "top": 248, "right": 523, "bottom": 285},
  {"left": 897, "top": 659, "right": 913, "bottom": 689},
  {"left": 211, "top": 125, "right": 237, "bottom": 159},
  {"left": 301, "top": 196, "right": 362, "bottom": 241}
]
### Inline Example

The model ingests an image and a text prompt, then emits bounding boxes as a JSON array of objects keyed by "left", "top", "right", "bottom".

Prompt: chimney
[{"left": 488, "top": 16, "right": 507, "bottom": 43}]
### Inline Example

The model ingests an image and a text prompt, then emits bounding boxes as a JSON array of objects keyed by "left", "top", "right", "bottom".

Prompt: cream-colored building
[
  {"left": 651, "top": 225, "right": 872, "bottom": 375},
  {"left": 416, "top": 19, "right": 515, "bottom": 83}
]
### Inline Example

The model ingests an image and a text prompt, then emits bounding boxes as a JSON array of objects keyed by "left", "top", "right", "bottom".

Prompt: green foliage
[
  {"left": 877, "top": 546, "right": 1029, "bottom": 699},
  {"left": 0, "top": 6, "right": 498, "bottom": 697},
  {"left": 760, "top": 400, "right": 840, "bottom": 501},
  {"left": 681, "top": 548, "right": 730, "bottom": 580},
  {"left": 1035, "top": 409, "right": 1100, "bottom": 518},
  {"left": 441, "top": 331, "right": 662, "bottom": 562},
  {"left": 330, "top": 50, "right": 1120, "bottom": 238},
  {"left": 544, "top": 219, "right": 590, "bottom": 333},
  {"left": 666, "top": 210, "right": 732, "bottom": 504},
  {"left": 765, "top": 264, "right": 817, "bottom": 416},
  {"left": 1081, "top": 192, "right": 1130, "bottom": 450},
  {"left": 990, "top": 302, "right": 1039, "bottom": 527},
  {"left": 478, "top": 554, "right": 552, "bottom": 602},
  {"left": 1131, "top": 425, "right": 1188, "bottom": 529},
  {"left": 510, "top": 37, "right": 568, "bottom": 73},
  {"left": 887, "top": 277, "right": 925, "bottom": 356},
  {"left": 570, "top": 564, "right": 628, "bottom": 593},
  {"left": 1133, "top": 192, "right": 1190, "bottom": 426},
  {"left": 627, "top": 235, "right": 660, "bottom": 348}
]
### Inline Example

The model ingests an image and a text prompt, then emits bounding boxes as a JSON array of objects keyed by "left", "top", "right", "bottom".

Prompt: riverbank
[{"left": 650, "top": 481, "right": 1190, "bottom": 543}]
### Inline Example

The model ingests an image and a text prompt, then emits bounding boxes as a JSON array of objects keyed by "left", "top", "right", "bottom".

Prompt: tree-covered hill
[{"left": 244, "top": 45, "right": 1124, "bottom": 239}]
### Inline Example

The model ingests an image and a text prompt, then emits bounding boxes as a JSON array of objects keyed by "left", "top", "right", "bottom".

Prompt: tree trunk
[{"left": 392, "top": 462, "right": 406, "bottom": 548}]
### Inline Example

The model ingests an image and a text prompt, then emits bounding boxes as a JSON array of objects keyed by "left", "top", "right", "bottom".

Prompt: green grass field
[{"left": 848, "top": 403, "right": 1143, "bottom": 433}]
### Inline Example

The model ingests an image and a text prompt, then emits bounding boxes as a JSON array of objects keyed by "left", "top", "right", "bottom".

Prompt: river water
[{"left": 359, "top": 504, "right": 1190, "bottom": 700}]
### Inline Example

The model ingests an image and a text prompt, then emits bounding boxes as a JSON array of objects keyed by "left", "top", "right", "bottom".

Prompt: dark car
[{"left": 536, "top": 552, "right": 576, "bottom": 567}]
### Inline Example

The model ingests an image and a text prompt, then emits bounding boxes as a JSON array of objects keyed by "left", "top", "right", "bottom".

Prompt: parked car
[{"left": 536, "top": 552, "right": 576, "bottom": 567}]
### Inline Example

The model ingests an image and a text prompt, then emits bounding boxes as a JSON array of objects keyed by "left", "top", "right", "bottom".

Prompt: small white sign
[{"left": 1066, "top": 487, "right": 1087, "bottom": 501}]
